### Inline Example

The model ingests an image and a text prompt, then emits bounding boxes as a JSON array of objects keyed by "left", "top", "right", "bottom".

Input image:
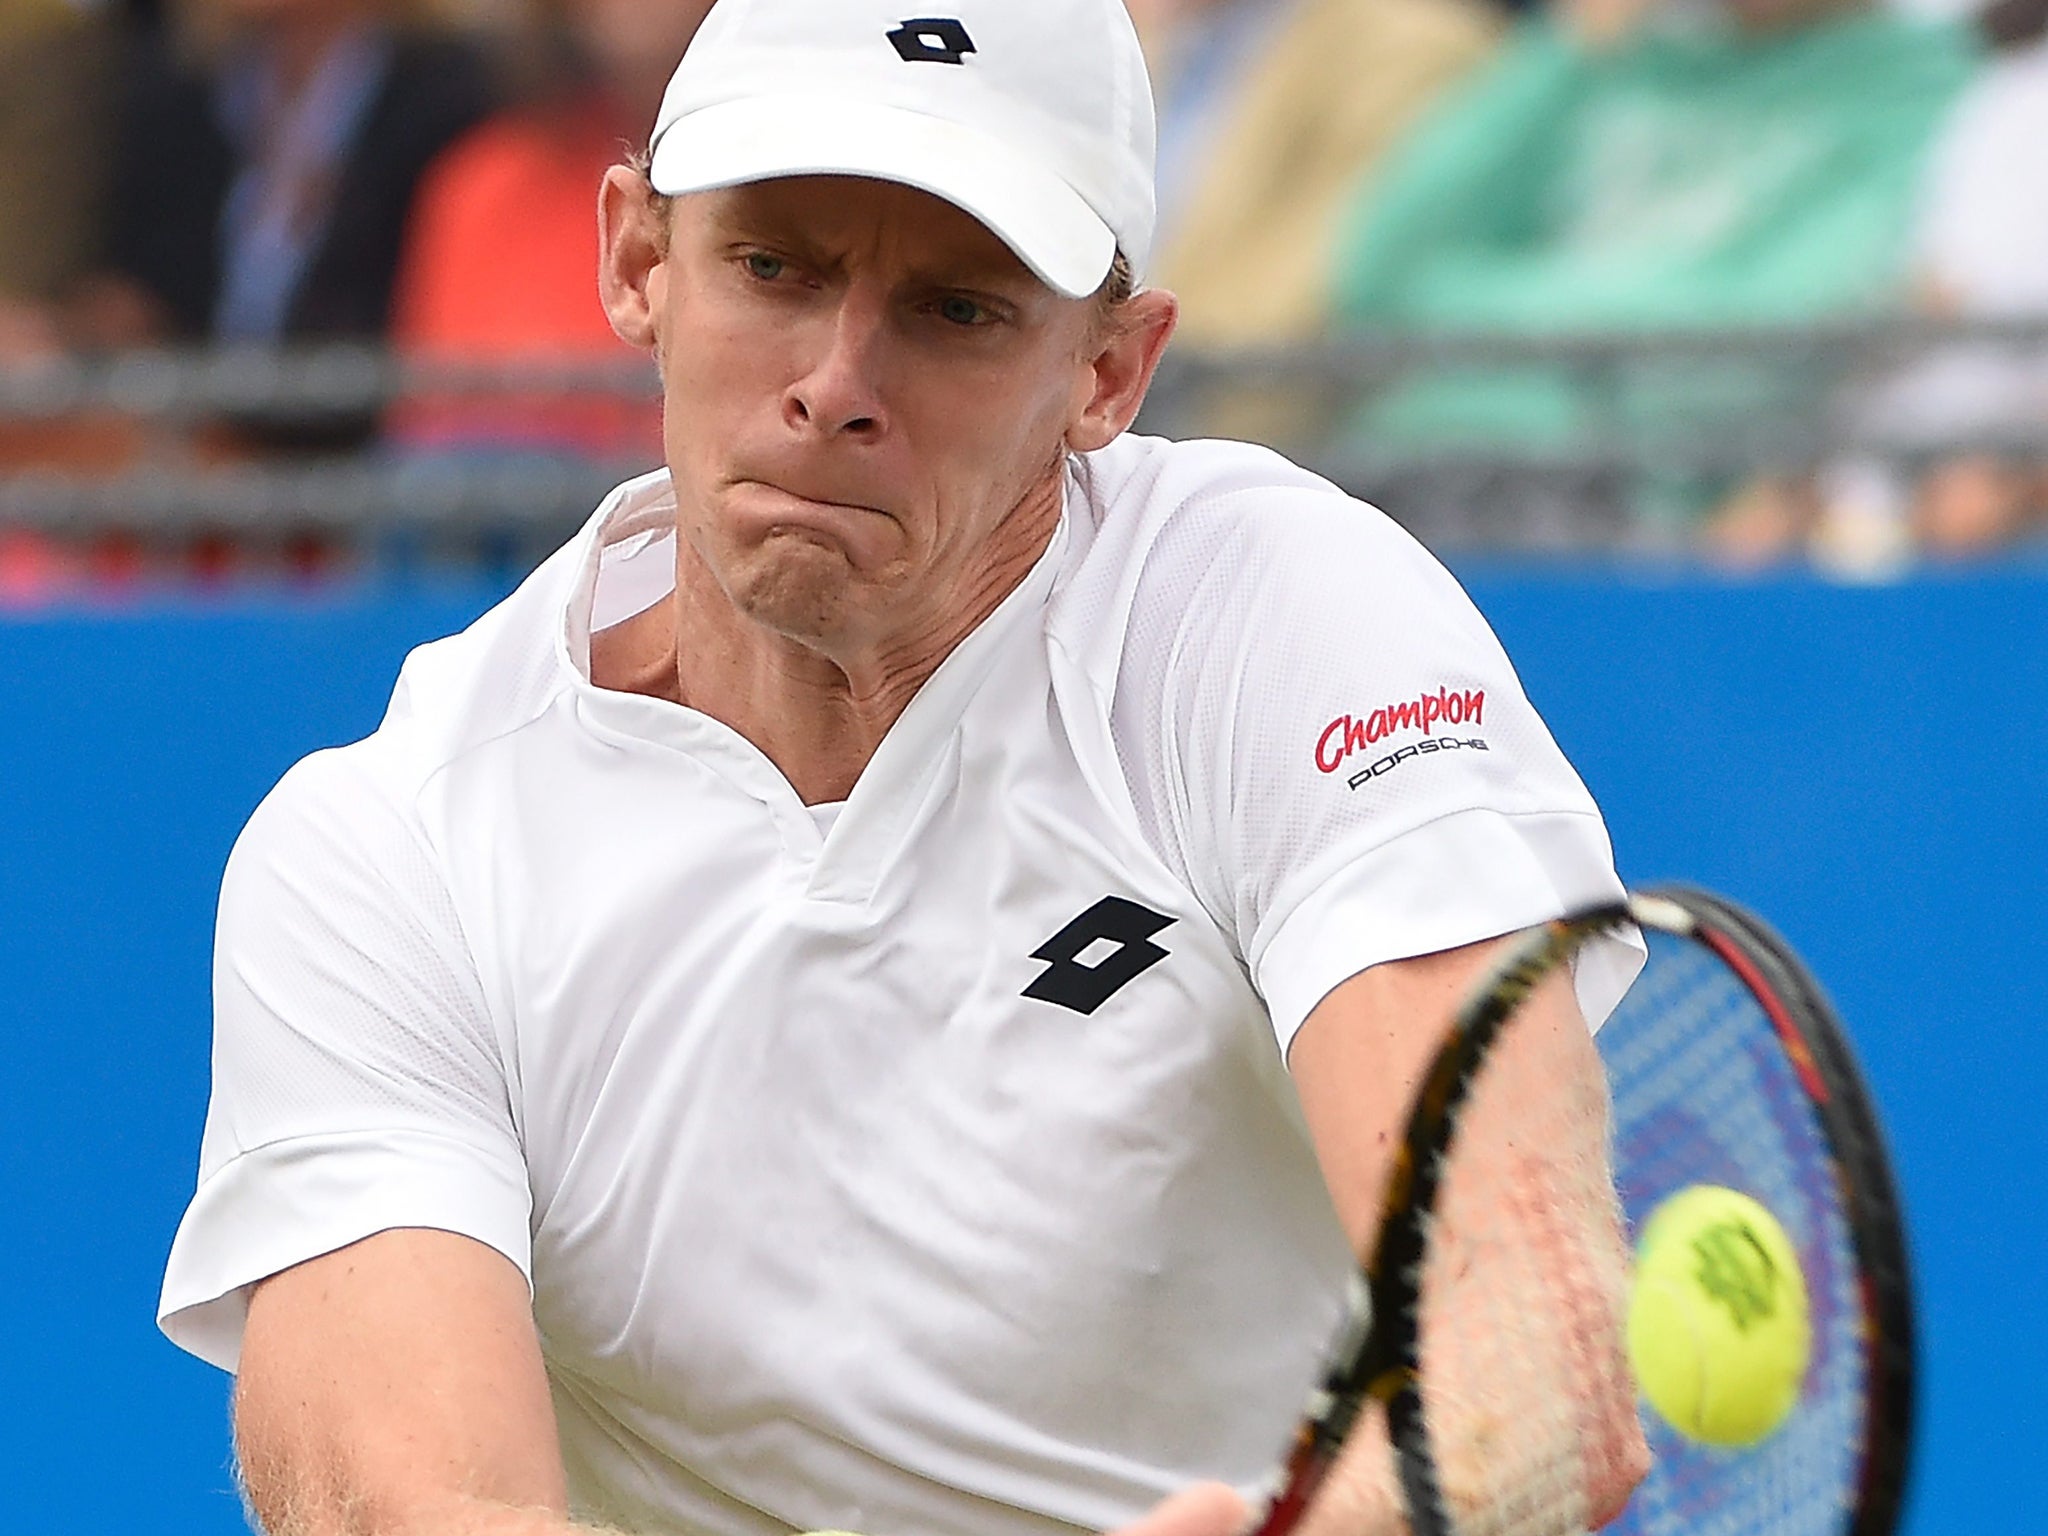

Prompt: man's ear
[
  {"left": 598, "top": 165, "right": 669, "bottom": 350},
  {"left": 1065, "top": 288, "right": 1179, "bottom": 454}
]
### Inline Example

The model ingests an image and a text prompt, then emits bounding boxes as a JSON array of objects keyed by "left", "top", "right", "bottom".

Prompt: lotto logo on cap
[
  {"left": 886, "top": 18, "right": 977, "bottom": 64},
  {"left": 646, "top": 0, "right": 1158, "bottom": 299}
]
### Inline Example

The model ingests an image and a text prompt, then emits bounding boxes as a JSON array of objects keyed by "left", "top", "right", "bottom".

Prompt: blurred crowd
[{"left": 2, "top": 0, "right": 2046, "bottom": 597}]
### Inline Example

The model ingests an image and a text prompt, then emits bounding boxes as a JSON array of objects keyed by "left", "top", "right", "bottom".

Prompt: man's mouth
[{"left": 730, "top": 480, "right": 900, "bottom": 566}]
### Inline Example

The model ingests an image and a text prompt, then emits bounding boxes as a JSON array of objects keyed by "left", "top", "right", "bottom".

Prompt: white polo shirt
[{"left": 160, "top": 433, "right": 1640, "bottom": 1536}]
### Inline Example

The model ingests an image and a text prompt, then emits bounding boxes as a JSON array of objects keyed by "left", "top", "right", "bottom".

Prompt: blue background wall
[{"left": 2, "top": 567, "right": 2039, "bottom": 1532}]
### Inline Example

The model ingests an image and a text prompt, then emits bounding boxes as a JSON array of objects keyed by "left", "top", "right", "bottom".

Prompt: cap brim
[{"left": 647, "top": 95, "right": 1117, "bottom": 300}]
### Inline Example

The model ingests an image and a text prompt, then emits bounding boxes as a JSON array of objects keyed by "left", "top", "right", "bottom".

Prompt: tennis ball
[{"left": 1626, "top": 1185, "right": 1811, "bottom": 1447}]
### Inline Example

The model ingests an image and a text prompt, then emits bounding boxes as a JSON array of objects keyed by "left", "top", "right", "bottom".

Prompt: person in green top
[{"left": 1327, "top": 0, "right": 1978, "bottom": 531}]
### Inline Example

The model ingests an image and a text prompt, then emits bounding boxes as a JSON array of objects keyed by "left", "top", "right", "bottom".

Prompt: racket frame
[{"left": 1245, "top": 889, "right": 1915, "bottom": 1536}]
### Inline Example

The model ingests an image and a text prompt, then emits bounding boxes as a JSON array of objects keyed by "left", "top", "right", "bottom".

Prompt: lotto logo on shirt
[{"left": 1314, "top": 687, "right": 1487, "bottom": 775}]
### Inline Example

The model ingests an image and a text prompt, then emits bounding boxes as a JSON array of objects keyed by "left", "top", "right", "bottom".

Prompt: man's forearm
[
  {"left": 1293, "top": 1029, "right": 1646, "bottom": 1535},
  {"left": 1422, "top": 1150, "right": 1646, "bottom": 1530},
  {"left": 419, "top": 1499, "right": 627, "bottom": 1536},
  {"left": 246, "top": 1486, "right": 621, "bottom": 1536},
  {"left": 1396, "top": 996, "right": 1645, "bottom": 1533},
  {"left": 253, "top": 1473, "right": 1263, "bottom": 1536},
  {"left": 1296, "top": 1189, "right": 1642, "bottom": 1536},
  {"left": 1295, "top": 1407, "right": 1405, "bottom": 1536}
]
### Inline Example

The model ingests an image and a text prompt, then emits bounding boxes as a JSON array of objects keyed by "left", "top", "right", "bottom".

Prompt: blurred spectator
[
  {"left": 1783, "top": 0, "right": 2048, "bottom": 571},
  {"left": 0, "top": 0, "right": 112, "bottom": 359},
  {"left": 0, "top": 0, "right": 117, "bottom": 604},
  {"left": 1133, "top": 0, "right": 1500, "bottom": 347},
  {"left": 385, "top": 0, "right": 708, "bottom": 459},
  {"left": 73, "top": 0, "right": 494, "bottom": 373},
  {"left": 1890, "top": 4, "right": 2048, "bottom": 554},
  {"left": 0, "top": 0, "right": 494, "bottom": 599},
  {"left": 1327, "top": 0, "right": 1978, "bottom": 536}
]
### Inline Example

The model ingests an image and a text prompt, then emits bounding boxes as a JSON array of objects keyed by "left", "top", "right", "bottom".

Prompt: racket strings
[
  {"left": 1267, "top": 903, "right": 1901, "bottom": 1536},
  {"left": 1407, "top": 993, "right": 1643, "bottom": 1536},
  {"left": 1602, "top": 931, "right": 1866, "bottom": 1536}
]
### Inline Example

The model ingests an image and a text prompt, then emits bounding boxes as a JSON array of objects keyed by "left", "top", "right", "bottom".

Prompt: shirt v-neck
[{"left": 560, "top": 473, "right": 1074, "bottom": 898}]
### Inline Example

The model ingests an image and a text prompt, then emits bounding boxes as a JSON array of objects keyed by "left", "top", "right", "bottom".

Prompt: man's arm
[
  {"left": 234, "top": 1229, "right": 576, "bottom": 1536},
  {"left": 1284, "top": 935, "right": 1649, "bottom": 1536},
  {"left": 235, "top": 1234, "right": 1260, "bottom": 1536}
]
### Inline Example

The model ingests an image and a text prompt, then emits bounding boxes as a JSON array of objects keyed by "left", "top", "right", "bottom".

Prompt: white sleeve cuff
[
  {"left": 157, "top": 1126, "right": 534, "bottom": 1372},
  {"left": 1253, "top": 806, "right": 1646, "bottom": 1056}
]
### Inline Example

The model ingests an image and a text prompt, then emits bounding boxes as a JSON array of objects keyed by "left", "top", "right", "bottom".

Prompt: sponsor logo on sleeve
[{"left": 1314, "top": 687, "right": 1488, "bottom": 791}]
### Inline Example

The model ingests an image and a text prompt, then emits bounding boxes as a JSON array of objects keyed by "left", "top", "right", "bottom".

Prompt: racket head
[
  {"left": 1248, "top": 889, "right": 1914, "bottom": 1536},
  {"left": 1604, "top": 887, "right": 1915, "bottom": 1536}
]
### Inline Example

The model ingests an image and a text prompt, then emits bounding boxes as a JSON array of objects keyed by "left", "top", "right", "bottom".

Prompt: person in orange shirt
[{"left": 388, "top": 0, "right": 716, "bottom": 460}]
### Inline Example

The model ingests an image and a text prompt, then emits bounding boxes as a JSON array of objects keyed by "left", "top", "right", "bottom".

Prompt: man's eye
[
  {"left": 744, "top": 253, "right": 786, "bottom": 281},
  {"left": 937, "top": 295, "right": 988, "bottom": 327}
]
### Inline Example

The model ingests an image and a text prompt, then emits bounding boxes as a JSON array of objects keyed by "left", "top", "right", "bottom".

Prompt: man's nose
[{"left": 784, "top": 291, "right": 890, "bottom": 441}]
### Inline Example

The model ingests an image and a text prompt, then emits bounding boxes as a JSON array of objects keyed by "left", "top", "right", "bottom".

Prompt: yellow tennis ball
[{"left": 1626, "top": 1185, "right": 1812, "bottom": 1447}]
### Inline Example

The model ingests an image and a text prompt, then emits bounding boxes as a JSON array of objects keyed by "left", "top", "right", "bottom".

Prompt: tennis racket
[{"left": 1248, "top": 886, "right": 1914, "bottom": 1536}]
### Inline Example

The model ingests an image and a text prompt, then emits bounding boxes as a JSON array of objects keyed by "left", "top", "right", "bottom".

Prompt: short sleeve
[
  {"left": 1110, "top": 475, "right": 1642, "bottom": 1054},
  {"left": 158, "top": 743, "right": 531, "bottom": 1372}
]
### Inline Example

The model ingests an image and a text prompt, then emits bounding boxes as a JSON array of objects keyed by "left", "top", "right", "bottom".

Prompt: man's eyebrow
[
  {"left": 701, "top": 203, "right": 1037, "bottom": 293},
  {"left": 706, "top": 212, "right": 809, "bottom": 250},
  {"left": 902, "top": 255, "right": 1040, "bottom": 296}
]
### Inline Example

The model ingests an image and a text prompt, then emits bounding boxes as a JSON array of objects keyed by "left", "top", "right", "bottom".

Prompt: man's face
[{"left": 633, "top": 175, "right": 1112, "bottom": 658}]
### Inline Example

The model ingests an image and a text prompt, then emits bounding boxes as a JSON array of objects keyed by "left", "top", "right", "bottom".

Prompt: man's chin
[{"left": 725, "top": 538, "right": 875, "bottom": 648}]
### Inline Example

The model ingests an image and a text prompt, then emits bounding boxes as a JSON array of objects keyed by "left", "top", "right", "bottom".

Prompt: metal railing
[{"left": 1, "top": 320, "right": 2043, "bottom": 553}]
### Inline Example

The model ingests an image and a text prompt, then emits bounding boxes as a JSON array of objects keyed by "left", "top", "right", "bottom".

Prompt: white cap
[{"left": 646, "top": 0, "right": 1157, "bottom": 299}]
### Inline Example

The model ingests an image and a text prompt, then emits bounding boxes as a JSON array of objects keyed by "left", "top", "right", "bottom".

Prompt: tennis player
[{"left": 159, "top": 2, "right": 1650, "bottom": 1533}]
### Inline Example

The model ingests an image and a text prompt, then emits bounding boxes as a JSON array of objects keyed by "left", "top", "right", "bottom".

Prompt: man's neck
[{"left": 597, "top": 471, "right": 1066, "bottom": 807}]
